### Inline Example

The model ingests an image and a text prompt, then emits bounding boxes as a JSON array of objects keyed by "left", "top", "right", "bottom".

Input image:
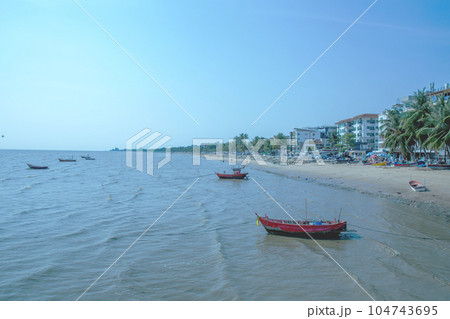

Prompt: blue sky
[{"left": 1, "top": 0, "right": 449, "bottom": 150}]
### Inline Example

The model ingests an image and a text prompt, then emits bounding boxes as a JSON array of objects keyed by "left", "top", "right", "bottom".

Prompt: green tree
[
  {"left": 339, "top": 133, "right": 355, "bottom": 152},
  {"left": 419, "top": 95, "right": 450, "bottom": 159},
  {"left": 381, "top": 109, "right": 412, "bottom": 159},
  {"left": 402, "top": 88, "right": 432, "bottom": 159}
]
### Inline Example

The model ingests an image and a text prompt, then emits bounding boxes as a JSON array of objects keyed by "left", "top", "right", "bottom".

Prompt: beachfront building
[
  {"left": 289, "top": 128, "right": 319, "bottom": 153},
  {"left": 306, "top": 126, "right": 338, "bottom": 148},
  {"left": 336, "top": 114, "right": 379, "bottom": 151},
  {"left": 427, "top": 82, "right": 450, "bottom": 101},
  {"left": 288, "top": 126, "right": 338, "bottom": 153}
]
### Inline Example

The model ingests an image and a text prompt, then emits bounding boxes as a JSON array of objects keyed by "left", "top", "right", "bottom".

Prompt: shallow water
[{"left": 0, "top": 150, "right": 449, "bottom": 300}]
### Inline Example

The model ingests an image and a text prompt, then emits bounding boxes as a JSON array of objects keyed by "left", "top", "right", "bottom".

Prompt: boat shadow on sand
[{"left": 259, "top": 231, "right": 362, "bottom": 244}]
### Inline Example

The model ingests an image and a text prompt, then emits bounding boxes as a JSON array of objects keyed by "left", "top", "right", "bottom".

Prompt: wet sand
[{"left": 204, "top": 154, "right": 450, "bottom": 218}]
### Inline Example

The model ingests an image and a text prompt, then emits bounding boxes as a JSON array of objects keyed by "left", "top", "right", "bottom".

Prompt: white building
[
  {"left": 289, "top": 128, "right": 319, "bottom": 153},
  {"left": 335, "top": 114, "right": 379, "bottom": 151},
  {"left": 306, "top": 126, "right": 338, "bottom": 148},
  {"left": 289, "top": 126, "right": 338, "bottom": 153}
]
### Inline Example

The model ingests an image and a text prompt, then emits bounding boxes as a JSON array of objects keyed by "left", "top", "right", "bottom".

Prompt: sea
[{"left": 0, "top": 150, "right": 449, "bottom": 300}]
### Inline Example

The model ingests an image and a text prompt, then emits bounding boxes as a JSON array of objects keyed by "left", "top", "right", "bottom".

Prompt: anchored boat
[
  {"left": 27, "top": 164, "right": 48, "bottom": 169},
  {"left": 81, "top": 155, "right": 95, "bottom": 160},
  {"left": 255, "top": 213, "right": 347, "bottom": 238},
  {"left": 428, "top": 164, "right": 450, "bottom": 170},
  {"left": 372, "top": 162, "right": 386, "bottom": 167},
  {"left": 216, "top": 167, "right": 248, "bottom": 179}
]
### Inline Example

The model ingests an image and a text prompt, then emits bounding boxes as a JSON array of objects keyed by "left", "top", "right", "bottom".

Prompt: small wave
[
  {"left": 120, "top": 188, "right": 144, "bottom": 203},
  {"left": 21, "top": 185, "right": 32, "bottom": 191},
  {"left": 375, "top": 240, "right": 400, "bottom": 257},
  {"left": 102, "top": 180, "right": 118, "bottom": 187},
  {"left": 22, "top": 264, "right": 60, "bottom": 283},
  {"left": 432, "top": 275, "right": 449, "bottom": 286}
]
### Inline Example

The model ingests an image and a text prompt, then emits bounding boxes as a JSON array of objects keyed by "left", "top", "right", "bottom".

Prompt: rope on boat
[{"left": 349, "top": 223, "right": 445, "bottom": 241}]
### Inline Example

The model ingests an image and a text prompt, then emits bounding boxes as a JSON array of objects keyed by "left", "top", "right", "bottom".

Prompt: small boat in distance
[
  {"left": 215, "top": 167, "right": 248, "bottom": 179},
  {"left": 428, "top": 164, "right": 450, "bottom": 170},
  {"left": 58, "top": 158, "right": 76, "bottom": 162},
  {"left": 373, "top": 162, "right": 386, "bottom": 167},
  {"left": 409, "top": 181, "right": 426, "bottom": 192},
  {"left": 393, "top": 163, "right": 415, "bottom": 167},
  {"left": 27, "top": 164, "right": 49, "bottom": 169},
  {"left": 255, "top": 213, "right": 347, "bottom": 239},
  {"left": 81, "top": 155, "right": 95, "bottom": 160}
]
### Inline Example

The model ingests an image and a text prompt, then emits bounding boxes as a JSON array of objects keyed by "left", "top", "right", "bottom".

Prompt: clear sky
[{"left": 1, "top": 0, "right": 449, "bottom": 150}]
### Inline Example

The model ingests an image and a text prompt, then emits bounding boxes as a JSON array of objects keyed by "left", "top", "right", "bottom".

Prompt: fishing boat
[
  {"left": 84, "top": 156, "right": 95, "bottom": 160},
  {"left": 255, "top": 213, "right": 347, "bottom": 238},
  {"left": 373, "top": 162, "right": 386, "bottom": 167},
  {"left": 428, "top": 164, "right": 450, "bottom": 170},
  {"left": 216, "top": 167, "right": 248, "bottom": 179},
  {"left": 58, "top": 158, "right": 76, "bottom": 162},
  {"left": 27, "top": 164, "right": 49, "bottom": 169},
  {"left": 409, "top": 180, "right": 426, "bottom": 192},
  {"left": 393, "top": 163, "right": 414, "bottom": 167}
]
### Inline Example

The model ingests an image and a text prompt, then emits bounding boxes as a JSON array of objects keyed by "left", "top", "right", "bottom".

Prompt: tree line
[{"left": 381, "top": 89, "right": 450, "bottom": 160}]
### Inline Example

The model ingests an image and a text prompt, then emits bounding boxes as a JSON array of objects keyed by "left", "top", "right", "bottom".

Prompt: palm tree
[
  {"left": 419, "top": 95, "right": 450, "bottom": 159},
  {"left": 381, "top": 109, "right": 412, "bottom": 159},
  {"left": 402, "top": 89, "right": 432, "bottom": 159},
  {"left": 233, "top": 133, "right": 249, "bottom": 153}
]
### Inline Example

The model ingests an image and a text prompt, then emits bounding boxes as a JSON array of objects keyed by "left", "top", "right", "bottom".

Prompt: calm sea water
[{"left": 0, "top": 150, "right": 449, "bottom": 300}]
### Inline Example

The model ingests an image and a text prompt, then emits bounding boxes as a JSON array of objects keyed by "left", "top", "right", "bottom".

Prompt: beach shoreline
[{"left": 203, "top": 154, "right": 450, "bottom": 218}]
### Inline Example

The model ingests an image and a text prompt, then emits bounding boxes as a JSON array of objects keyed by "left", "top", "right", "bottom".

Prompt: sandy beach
[{"left": 204, "top": 154, "right": 450, "bottom": 217}]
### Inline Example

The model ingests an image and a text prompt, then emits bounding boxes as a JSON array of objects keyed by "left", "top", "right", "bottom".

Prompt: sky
[{"left": 1, "top": 0, "right": 449, "bottom": 150}]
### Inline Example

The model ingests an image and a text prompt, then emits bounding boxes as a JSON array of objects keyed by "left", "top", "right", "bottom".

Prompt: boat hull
[
  {"left": 428, "top": 164, "right": 450, "bottom": 170},
  {"left": 27, "top": 164, "right": 48, "bottom": 169},
  {"left": 257, "top": 215, "right": 347, "bottom": 239},
  {"left": 409, "top": 181, "right": 426, "bottom": 192},
  {"left": 58, "top": 159, "right": 76, "bottom": 162},
  {"left": 216, "top": 173, "right": 248, "bottom": 179},
  {"left": 373, "top": 162, "right": 386, "bottom": 166}
]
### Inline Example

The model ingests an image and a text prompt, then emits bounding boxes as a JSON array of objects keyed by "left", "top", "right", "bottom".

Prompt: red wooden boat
[
  {"left": 58, "top": 158, "right": 76, "bottom": 162},
  {"left": 409, "top": 180, "right": 426, "bottom": 192},
  {"left": 27, "top": 163, "right": 48, "bottom": 169},
  {"left": 216, "top": 167, "right": 248, "bottom": 179},
  {"left": 393, "top": 163, "right": 414, "bottom": 167},
  {"left": 255, "top": 213, "right": 347, "bottom": 238}
]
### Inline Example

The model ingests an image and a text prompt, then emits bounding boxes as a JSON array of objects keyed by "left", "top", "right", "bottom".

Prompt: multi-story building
[
  {"left": 306, "top": 126, "right": 338, "bottom": 148},
  {"left": 289, "top": 128, "right": 319, "bottom": 153},
  {"left": 289, "top": 126, "right": 338, "bottom": 153},
  {"left": 335, "top": 114, "right": 379, "bottom": 151}
]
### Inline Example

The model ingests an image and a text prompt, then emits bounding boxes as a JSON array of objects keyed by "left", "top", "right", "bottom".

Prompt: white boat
[{"left": 409, "top": 181, "right": 426, "bottom": 192}]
